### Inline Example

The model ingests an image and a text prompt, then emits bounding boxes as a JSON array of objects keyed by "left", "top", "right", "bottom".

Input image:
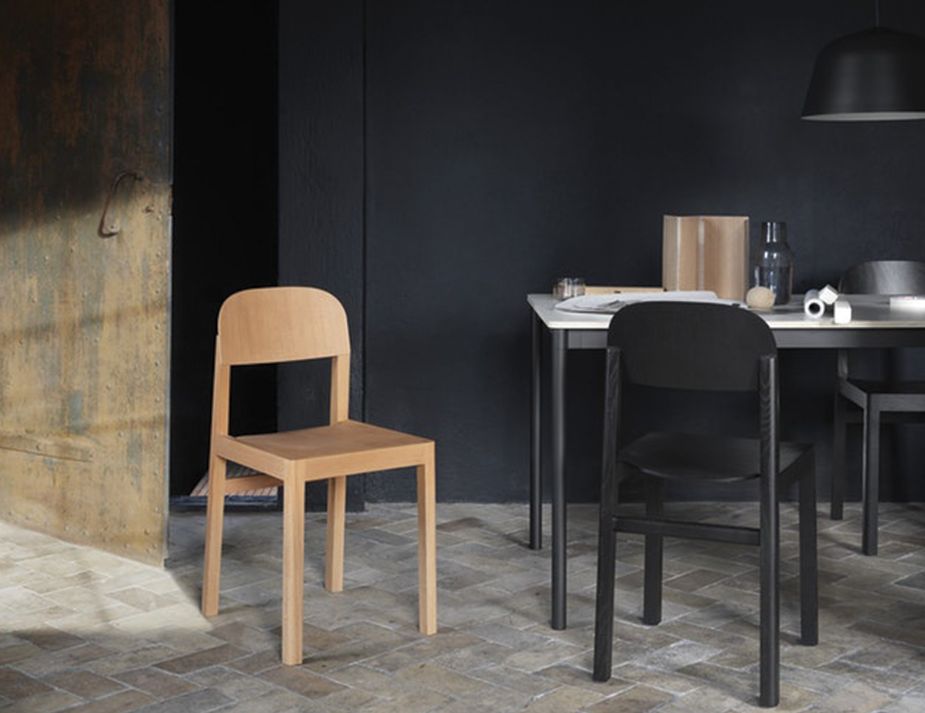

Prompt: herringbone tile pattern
[{"left": 2, "top": 502, "right": 925, "bottom": 712}]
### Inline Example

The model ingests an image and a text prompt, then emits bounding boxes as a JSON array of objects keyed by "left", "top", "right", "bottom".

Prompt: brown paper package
[{"left": 662, "top": 215, "right": 749, "bottom": 300}]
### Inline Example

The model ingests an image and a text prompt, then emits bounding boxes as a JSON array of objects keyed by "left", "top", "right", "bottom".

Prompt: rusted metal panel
[{"left": 0, "top": 0, "right": 172, "bottom": 564}]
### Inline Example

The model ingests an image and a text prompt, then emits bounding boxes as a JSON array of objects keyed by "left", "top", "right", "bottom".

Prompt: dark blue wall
[
  {"left": 278, "top": 1, "right": 367, "bottom": 509},
  {"left": 171, "top": 2, "right": 279, "bottom": 496},
  {"left": 278, "top": 0, "right": 925, "bottom": 504}
]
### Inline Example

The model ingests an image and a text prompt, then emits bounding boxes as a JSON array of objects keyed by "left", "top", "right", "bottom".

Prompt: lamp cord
[{"left": 875, "top": 0, "right": 880, "bottom": 27}]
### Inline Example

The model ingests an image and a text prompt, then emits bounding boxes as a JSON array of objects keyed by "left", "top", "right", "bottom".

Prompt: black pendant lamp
[{"left": 802, "top": 1, "right": 925, "bottom": 121}]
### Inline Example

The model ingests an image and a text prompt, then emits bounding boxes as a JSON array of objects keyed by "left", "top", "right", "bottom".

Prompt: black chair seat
[
  {"left": 844, "top": 378, "right": 925, "bottom": 395},
  {"left": 620, "top": 432, "right": 811, "bottom": 483}
]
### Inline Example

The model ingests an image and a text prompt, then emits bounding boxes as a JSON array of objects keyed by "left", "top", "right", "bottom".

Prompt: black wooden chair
[
  {"left": 831, "top": 260, "right": 925, "bottom": 555},
  {"left": 592, "top": 302, "right": 818, "bottom": 708}
]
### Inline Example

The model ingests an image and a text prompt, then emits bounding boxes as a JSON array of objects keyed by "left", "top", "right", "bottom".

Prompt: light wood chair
[{"left": 201, "top": 287, "right": 437, "bottom": 665}]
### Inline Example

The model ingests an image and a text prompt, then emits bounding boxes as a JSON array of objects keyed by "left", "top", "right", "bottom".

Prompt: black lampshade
[{"left": 802, "top": 27, "right": 925, "bottom": 121}]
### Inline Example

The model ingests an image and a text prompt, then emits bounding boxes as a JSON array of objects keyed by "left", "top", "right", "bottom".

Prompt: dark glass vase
[{"left": 753, "top": 221, "right": 794, "bottom": 305}]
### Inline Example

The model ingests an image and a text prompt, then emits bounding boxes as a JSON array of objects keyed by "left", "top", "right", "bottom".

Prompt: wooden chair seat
[
  {"left": 217, "top": 421, "right": 432, "bottom": 481},
  {"left": 619, "top": 431, "right": 812, "bottom": 484}
]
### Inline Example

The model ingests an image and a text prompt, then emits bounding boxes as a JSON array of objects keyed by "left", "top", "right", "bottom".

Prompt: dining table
[{"left": 528, "top": 292, "right": 925, "bottom": 629}]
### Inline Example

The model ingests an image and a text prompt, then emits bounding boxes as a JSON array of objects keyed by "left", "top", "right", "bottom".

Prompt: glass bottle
[{"left": 753, "top": 221, "right": 794, "bottom": 305}]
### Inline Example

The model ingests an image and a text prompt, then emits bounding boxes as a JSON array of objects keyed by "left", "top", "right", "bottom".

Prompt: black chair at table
[
  {"left": 831, "top": 260, "right": 925, "bottom": 555},
  {"left": 592, "top": 302, "right": 818, "bottom": 709}
]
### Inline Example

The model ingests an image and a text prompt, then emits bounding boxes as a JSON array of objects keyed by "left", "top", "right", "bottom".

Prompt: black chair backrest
[
  {"left": 607, "top": 302, "right": 777, "bottom": 392},
  {"left": 839, "top": 260, "right": 925, "bottom": 295}
]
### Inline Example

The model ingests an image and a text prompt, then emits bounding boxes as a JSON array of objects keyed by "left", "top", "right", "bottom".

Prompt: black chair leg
[
  {"left": 798, "top": 462, "right": 818, "bottom": 646},
  {"left": 643, "top": 479, "right": 663, "bottom": 626},
  {"left": 831, "top": 391, "right": 845, "bottom": 520},
  {"left": 861, "top": 404, "right": 880, "bottom": 556},
  {"left": 759, "top": 494, "right": 780, "bottom": 707},
  {"left": 593, "top": 515, "right": 617, "bottom": 682}
]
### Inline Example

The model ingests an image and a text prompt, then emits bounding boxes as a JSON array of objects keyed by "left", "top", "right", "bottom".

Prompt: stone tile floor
[{"left": 2, "top": 502, "right": 925, "bottom": 712}]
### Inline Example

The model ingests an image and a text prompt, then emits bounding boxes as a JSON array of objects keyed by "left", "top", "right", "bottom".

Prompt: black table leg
[
  {"left": 831, "top": 389, "right": 846, "bottom": 520},
  {"left": 551, "top": 329, "right": 567, "bottom": 629},
  {"left": 862, "top": 405, "right": 880, "bottom": 556},
  {"left": 530, "top": 313, "right": 542, "bottom": 550}
]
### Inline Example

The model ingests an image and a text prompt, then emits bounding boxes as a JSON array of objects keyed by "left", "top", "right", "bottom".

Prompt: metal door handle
[{"left": 98, "top": 171, "right": 142, "bottom": 238}]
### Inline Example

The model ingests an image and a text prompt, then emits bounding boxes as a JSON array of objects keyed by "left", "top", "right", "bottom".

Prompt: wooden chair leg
[
  {"left": 798, "top": 461, "right": 818, "bottom": 646},
  {"left": 862, "top": 404, "right": 881, "bottom": 556},
  {"left": 416, "top": 453, "right": 437, "bottom": 635},
  {"left": 759, "top": 491, "right": 780, "bottom": 708},
  {"left": 592, "top": 514, "right": 617, "bottom": 682},
  {"left": 325, "top": 476, "right": 347, "bottom": 593},
  {"left": 281, "top": 477, "right": 306, "bottom": 665},
  {"left": 201, "top": 453, "right": 227, "bottom": 617},
  {"left": 831, "top": 391, "right": 846, "bottom": 520},
  {"left": 643, "top": 479, "right": 664, "bottom": 626}
]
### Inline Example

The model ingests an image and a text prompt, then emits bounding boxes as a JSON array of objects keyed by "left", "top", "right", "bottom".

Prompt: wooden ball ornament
[{"left": 746, "top": 286, "right": 775, "bottom": 311}]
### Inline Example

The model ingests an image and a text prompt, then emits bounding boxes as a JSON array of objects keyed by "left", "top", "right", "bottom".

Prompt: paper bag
[{"left": 662, "top": 215, "right": 749, "bottom": 300}]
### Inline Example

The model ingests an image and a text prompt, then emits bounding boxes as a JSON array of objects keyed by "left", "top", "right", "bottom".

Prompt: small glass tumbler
[{"left": 553, "top": 277, "right": 586, "bottom": 300}]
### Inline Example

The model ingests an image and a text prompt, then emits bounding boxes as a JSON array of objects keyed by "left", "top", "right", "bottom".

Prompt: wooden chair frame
[{"left": 201, "top": 287, "right": 437, "bottom": 665}]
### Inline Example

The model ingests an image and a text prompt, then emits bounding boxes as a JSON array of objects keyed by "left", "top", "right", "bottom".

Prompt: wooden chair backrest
[
  {"left": 213, "top": 287, "right": 351, "bottom": 430},
  {"left": 608, "top": 301, "right": 776, "bottom": 392},
  {"left": 218, "top": 287, "right": 350, "bottom": 366}
]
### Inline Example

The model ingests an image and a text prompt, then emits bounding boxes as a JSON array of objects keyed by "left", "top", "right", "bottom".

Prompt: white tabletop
[{"left": 528, "top": 293, "right": 925, "bottom": 331}]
